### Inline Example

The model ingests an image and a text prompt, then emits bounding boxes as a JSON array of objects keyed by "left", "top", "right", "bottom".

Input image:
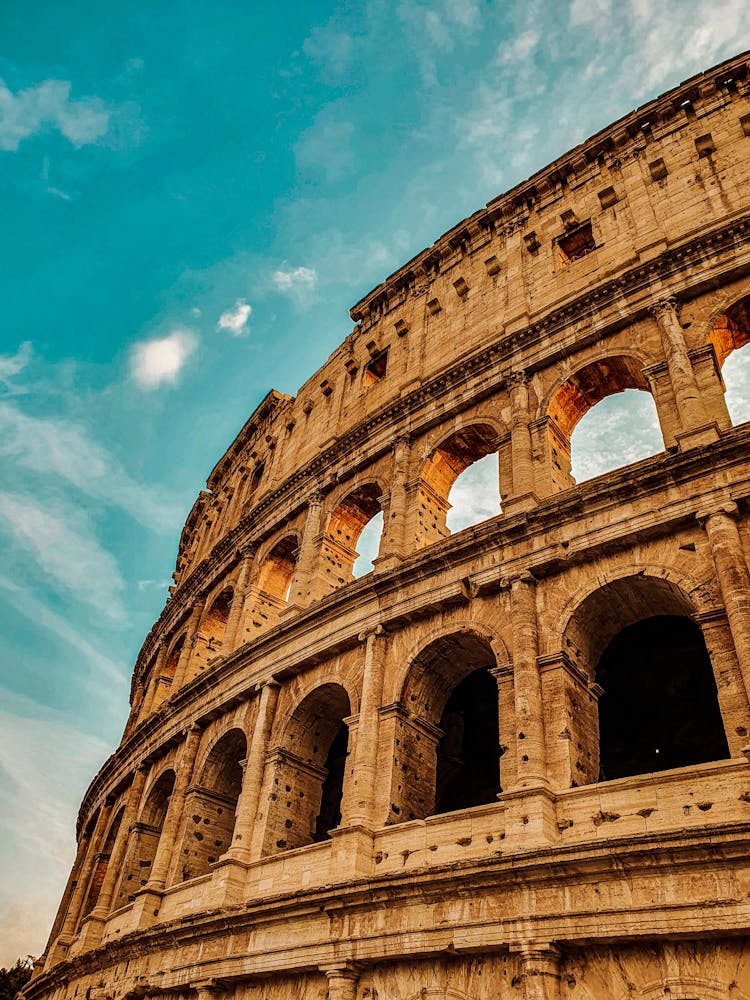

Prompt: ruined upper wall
[{"left": 171, "top": 49, "right": 750, "bottom": 587}]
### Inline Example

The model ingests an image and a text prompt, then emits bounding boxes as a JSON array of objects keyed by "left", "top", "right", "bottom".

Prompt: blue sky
[{"left": 1, "top": 0, "right": 749, "bottom": 965}]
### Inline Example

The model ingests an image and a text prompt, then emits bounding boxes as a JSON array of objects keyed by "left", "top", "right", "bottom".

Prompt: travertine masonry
[{"left": 27, "top": 50, "right": 750, "bottom": 1000}]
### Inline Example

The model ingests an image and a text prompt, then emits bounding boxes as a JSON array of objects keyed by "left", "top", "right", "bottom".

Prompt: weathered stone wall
[{"left": 26, "top": 50, "right": 750, "bottom": 1000}]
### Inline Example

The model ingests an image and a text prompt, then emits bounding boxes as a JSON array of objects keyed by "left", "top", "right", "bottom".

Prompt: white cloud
[
  {"left": 571, "top": 389, "right": 663, "bottom": 483},
  {"left": 303, "top": 27, "right": 354, "bottom": 81},
  {"left": 497, "top": 28, "right": 539, "bottom": 63},
  {"left": 272, "top": 265, "right": 318, "bottom": 295},
  {"left": 217, "top": 298, "right": 252, "bottom": 336},
  {"left": 295, "top": 115, "right": 355, "bottom": 182},
  {"left": 0, "top": 79, "right": 109, "bottom": 152},
  {"left": 129, "top": 329, "right": 197, "bottom": 389},
  {"left": 0, "top": 493, "right": 127, "bottom": 622}
]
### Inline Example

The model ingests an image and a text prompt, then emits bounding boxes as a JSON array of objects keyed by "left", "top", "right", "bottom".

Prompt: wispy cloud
[
  {"left": 0, "top": 688, "right": 111, "bottom": 965},
  {"left": 0, "top": 79, "right": 109, "bottom": 152},
  {"left": 0, "top": 493, "right": 127, "bottom": 621},
  {"left": 446, "top": 453, "right": 501, "bottom": 533},
  {"left": 571, "top": 389, "right": 663, "bottom": 483},
  {"left": 0, "top": 400, "right": 179, "bottom": 531},
  {"left": 396, "top": 0, "right": 483, "bottom": 85},
  {"left": 294, "top": 112, "right": 355, "bottom": 182},
  {"left": 217, "top": 298, "right": 251, "bottom": 336},
  {"left": 0, "top": 341, "right": 31, "bottom": 393},
  {"left": 129, "top": 329, "right": 197, "bottom": 389}
]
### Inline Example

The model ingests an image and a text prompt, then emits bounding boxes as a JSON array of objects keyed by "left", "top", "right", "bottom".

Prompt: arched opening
[
  {"left": 562, "top": 575, "right": 729, "bottom": 784},
  {"left": 79, "top": 806, "right": 124, "bottom": 923},
  {"left": 709, "top": 302, "right": 750, "bottom": 424},
  {"left": 390, "top": 631, "right": 500, "bottom": 823},
  {"left": 248, "top": 461, "right": 265, "bottom": 498},
  {"left": 597, "top": 615, "right": 729, "bottom": 780},
  {"left": 198, "top": 587, "right": 234, "bottom": 654},
  {"left": 352, "top": 510, "right": 383, "bottom": 577},
  {"left": 318, "top": 484, "right": 384, "bottom": 594},
  {"left": 261, "top": 684, "right": 351, "bottom": 855},
  {"left": 149, "top": 635, "right": 184, "bottom": 711},
  {"left": 416, "top": 425, "right": 499, "bottom": 548},
  {"left": 178, "top": 729, "right": 246, "bottom": 880},
  {"left": 548, "top": 356, "right": 662, "bottom": 487},
  {"left": 245, "top": 536, "right": 298, "bottom": 639},
  {"left": 435, "top": 668, "right": 501, "bottom": 814},
  {"left": 115, "top": 769, "right": 174, "bottom": 906}
]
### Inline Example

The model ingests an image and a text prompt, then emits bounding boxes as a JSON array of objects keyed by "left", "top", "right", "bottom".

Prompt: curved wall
[{"left": 27, "top": 50, "right": 750, "bottom": 1000}]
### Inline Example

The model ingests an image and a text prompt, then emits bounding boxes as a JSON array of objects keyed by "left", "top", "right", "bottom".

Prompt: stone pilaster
[
  {"left": 343, "top": 625, "right": 386, "bottom": 827},
  {"left": 652, "top": 298, "right": 719, "bottom": 448},
  {"left": 224, "top": 679, "right": 280, "bottom": 863},
  {"left": 288, "top": 489, "right": 325, "bottom": 608},
  {"left": 321, "top": 964, "right": 361, "bottom": 1000},
  {"left": 513, "top": 944, "right": 562, "bottom": 1000},
  {"left": 698, "top": 502, "right": 750, "bottom": 702},
  {"left": 171, "top": 600, "right": 207, "bottom": 692},
  {"left": 509, "top": 573, "right": 547, "bottom": 787},
  {"left": 377, "top": 434, "right": 412, "bottom": 565},
  {"left": 505, "top": 370, "right": 539, "bottom": 512},
  {"left": 223, "top": 547, "right": 256, "bottom": 651}
]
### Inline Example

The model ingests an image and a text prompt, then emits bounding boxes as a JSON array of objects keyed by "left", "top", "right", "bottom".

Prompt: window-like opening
[
  {"left": 417, "top": 424, "right": 499, "bottom": 548},
  {"left": 709, "top": 302, "right": 750, "bottom": 424},
  {"left": 313, "top": 723, "right": 349, "bottom": 841},
  {"left": 178, "top": 729, "right": 246, "bottom": 880},
  {"left": 364, "top": 348, "right": 388, "bottom": 387},
  {"left": 79, "top": 806, "right": 124, "bottom": 924},
  {"left": 149, "top": 635, "right": 184, "bottom": 711},
  {"left": 435, "top": 668, "right": 500, "bottom": 814},
  {"left": 352, "top": 510, "right": 383, "bottom": 577},
  {"left": 248, "top": 462, "right": 265, "bottom": 497},
  {"left": 318, "top": 483, "right": 384, "bottom": 595},
  {"left": 191, "top": 587, "right": 234, "bottom": 678},
  {"left": 116, "top": 770, "right": 175, "bottom": 905},
  {"left": 548, "top": 356, "right": 662, "bottom": 488},
  {"left": 597, "top": 615, "right": 729, "bottom": 780},
  {"left": 391, "top": 631, "right": 500, "bottom": 823},
  {"left": 245, "top": 535, "right": 298, "bottom": 639},
  {"left": 261, "top": 684, "right": 350, "bottom": 855},
  {"left": 558, "top": 222, "right": 596, "bottom": 265}
]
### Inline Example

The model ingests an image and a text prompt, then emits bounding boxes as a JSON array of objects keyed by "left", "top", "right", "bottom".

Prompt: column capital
[
  {"left": 649, "top": 295, "right": 680, "bottom": 321},
  {"left": 696, "top": 500, "right": 739, "bottom": 526},
  {"left": 507, "top": 368, "right": 530, "bottom": 389},
  {"left": 308, "top": 487, "right": 326, "bottom": 507},
  {"left": 358, "top": 623, "right": 385, "bottom": 643},
  {"left": 502, "top": 569, "right": 537, "bottom": 590},
  {"left": 319, "top": 962, "right": 364, "bottom": 979}
]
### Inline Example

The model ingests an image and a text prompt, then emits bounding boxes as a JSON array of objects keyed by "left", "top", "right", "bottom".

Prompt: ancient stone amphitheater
[{"left": 29, "top": 51, "right": 750, "bottom": 1000}]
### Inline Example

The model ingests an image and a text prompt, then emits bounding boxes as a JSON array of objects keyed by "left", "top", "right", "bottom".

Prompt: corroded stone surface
[{"left": 27, "top": 51, "right": 750, "bottom": 1000}]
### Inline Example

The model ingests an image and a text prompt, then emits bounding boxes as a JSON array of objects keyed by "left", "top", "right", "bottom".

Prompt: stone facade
[{"left": 27, "top": 51, "right": 750, "bottom": 1000}]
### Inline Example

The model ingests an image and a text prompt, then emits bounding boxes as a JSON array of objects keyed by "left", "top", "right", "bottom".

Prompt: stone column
[
  {"left": 288, "top": 489, "right": 325, "bottom": 607},
  {"left": 42, "top": 826, "right": 92, "bottom": 967},
  {"left": 698, "top": 502, "right": 750, "bottom": 700},
  {"left": 223, "top": 547, "right": 256, "bottom": 651},
  {"left": 225, "top": 679, "right": 281, "bottom": 862},
  {"left": 652, "top": 298, "right": 717, "bottom": 446},
  {"left": 145, "top": 724, "right": 203, "bottom": 892},
  {"left": 87, "top": 766, "right": 148, "bottom": 922},
  {"left": 489, "top": 663, "right": 517, "bottom": 791},
  {"left": 171, "top": 599, "right": 207, "bottom": 692},
  {"left": 344, "top": 625, "right": 386, "bottom": 827},
  {"left": 514, "top": 944, "right": 562, "bottom": 1000},
  {"left": 506, "top": 370, "right": 538, "bottom": 510},
  {"left": 379, "top": 435, "right": 411, "bottom": 563},
  {"left": 510, "top": 573, "right": 547, "bottom": 787},
  {"left": 321, "top": 965, "right": 360, "bottom": 1000}
]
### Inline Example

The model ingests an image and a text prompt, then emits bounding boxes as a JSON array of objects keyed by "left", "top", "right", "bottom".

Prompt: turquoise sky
[{"left": 1, "top": 0, "right": 749, "bottom": 965}]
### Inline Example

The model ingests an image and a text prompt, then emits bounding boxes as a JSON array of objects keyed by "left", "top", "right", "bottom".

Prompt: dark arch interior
[
  {"left": 313, "top": 723, "right": 349, "bottom": 841},
  {"left": 435, "top": 668, "right": 500, "bottom": 813},
  {"left": 597, "top": 615, "right": 729, "bottom": 780}
]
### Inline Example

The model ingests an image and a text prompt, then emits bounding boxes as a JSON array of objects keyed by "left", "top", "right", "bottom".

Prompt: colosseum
[{"left": 26, "top": 49, "right": 750, "bottom": 1000}]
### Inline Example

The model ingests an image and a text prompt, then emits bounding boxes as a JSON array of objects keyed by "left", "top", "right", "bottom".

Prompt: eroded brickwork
[{"left": 26, "top": 51, "right": 750, "bottom": 1000}]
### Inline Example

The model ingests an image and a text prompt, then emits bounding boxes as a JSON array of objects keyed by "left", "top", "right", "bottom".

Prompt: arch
[
  {"left": 177, "top": 728, "right": 247, "bottom": 881},
  {"left": 415, "top": 423, "right": 500, "bottom": 548},
  {"left": 390, "top": 627, "right": 501, "bottom": 823},
  {"left": 545, "top": 353, "right": 662, "bottom": 486},
  {"left": 638, "top": 977, "right": 748, "bottom": 1000},
  {"left": 79, "top": 804, "right": 125, "bottom": 923},
  {"left": 244, "top": 535, "right": 299, "bottom": 640},
  {"left": 317, "top": 482, "right": 385, "bottom": 594},
  {"left": 708, "top": 293, "right": 750, "bottom": 424},
  {"left": 115, "top": 769, "right": 175, "bottom": 906},
  {"left": 198, "top": 586, "right": 234, "bottom": 652},
  {"left": 261, "top": 683, "right": 351, "bottom": 855},
  {"left": 149, "top": 634, "right": 185, "bottom": 712},
  {"left": 560, "top": 575, "right": 729, "bottom": 782}
]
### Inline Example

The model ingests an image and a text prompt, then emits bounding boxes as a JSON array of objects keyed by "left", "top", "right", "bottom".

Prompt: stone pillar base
[
  {"left": 131, "top": 887, "right": 164, "bottom": 929},
  {"left": 502, "top": 492, "right": 540, "bottom": 517},
  {"left": 501, "top": 784, "right": 558, "bottom": 850},
  {"left": 329, "top": 825, "right": 375, "bottom": 879},
  {"left": 675, "top": 421, "right": 721, "bottom": 450},
  {"left": 212, "top": 855, "right": 252, "bottom": 906},
  {"left": 72, "top": 912, "right": 106, "bottom": 951}
]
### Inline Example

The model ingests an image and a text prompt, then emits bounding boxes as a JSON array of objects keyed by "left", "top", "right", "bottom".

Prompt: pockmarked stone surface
[{"left": 28, "top": 50, "right": 750, "bottom": 1000}]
